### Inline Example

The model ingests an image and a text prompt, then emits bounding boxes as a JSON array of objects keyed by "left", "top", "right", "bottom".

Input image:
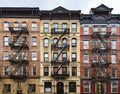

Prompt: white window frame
[
  {"left": 111, "top": 41, "right": 116, "bottom": 49},
  {"left": 44, "top": 53, "right": 49, "bottom": 62},
  {"left": 83, "top": 40, "right": 89, "bottom": 49},
  {"left": 32, "top": 51, "right": 37, "bottom": 61},
  {"left": 84, "top": 26, "right": 89, "bottom": 35},
  {"left": 44, "top": 23, "right": 49, "bottom": 32},
  {"left": 72, "top": 23, "right": 77, "bottom": 32},
  {"left": 4, "top": 36, "right": 9, "bottom": 46},
  {"left": 4, "top": 22, "right": 9, "bottom": 31},
  {"left": 4, "top": 51, "right": 9, "bottom": 60},
  {"left": 22, "top": 52, "right": 27, "bottom": 60},
  {"left": 14, "top": 22, "right": 19, "bottom": 30},
  {"left": 84, "top": 54, "right": 89, "bottom": 63},
  {"left": 111, "top": 54, "right": 116, "bottom": 63},
  {"left": 32, "top": 22, "right": 37, "bottom": 31},
  {"left": 32, "top": 36, "right": 37, "bottom": 46},
  {"left": 44, "top": 38, "right": 49, "bottom": 47}
]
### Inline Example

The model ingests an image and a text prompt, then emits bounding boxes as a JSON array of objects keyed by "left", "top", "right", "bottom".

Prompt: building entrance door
[
  {"left": 97, "top": 82, "right": 104, "bottom": 94},
  {"left": 57, "top": 82, "right": 64, "bottom": 94}
]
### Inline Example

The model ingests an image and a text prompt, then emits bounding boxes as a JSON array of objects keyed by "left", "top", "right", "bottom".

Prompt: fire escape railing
[
  {"left": 51, "top": 27, "right": 70, "bottom": 79},
  {"left": 9, "top": 26, "right": 29, "bottom": 80},
  {"left": 91, "top": 31, "right": 111, "bottom": 82}
]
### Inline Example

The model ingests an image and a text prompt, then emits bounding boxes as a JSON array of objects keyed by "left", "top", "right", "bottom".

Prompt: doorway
[{"left": 57, "top": 82, "right": 64, "bottom": 94}]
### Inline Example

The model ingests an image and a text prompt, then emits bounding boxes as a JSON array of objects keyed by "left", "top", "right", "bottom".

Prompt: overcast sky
[{"left": 0, "top": 0, "right": 120, "bottom": 13}]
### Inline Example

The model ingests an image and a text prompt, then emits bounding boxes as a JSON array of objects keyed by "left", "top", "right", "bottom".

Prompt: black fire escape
[
  {"left": 9, "top": 26, "right": 29, "bottom": 81},
  {"left": 91, "top": 28, "right": 111, "bottom": 82},
  {"left": 51, "top": 27, "right": 70, "bottom": 79}
]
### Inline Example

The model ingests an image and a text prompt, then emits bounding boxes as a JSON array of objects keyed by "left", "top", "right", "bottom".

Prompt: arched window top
[
  {"left": 4, "top": 21, "right": 9, "bottom": 23},
  {"left": 14, "top": 21, "right": 19, "bottom": 23},
  {"left": 53, "top": 38, "right": 58, "bottom": 44},
  {"left": 32, "top": 21, "right": 37, "bottom": 23},
  {"left": 72, "top": 38, "right": 77, "bottom": 47},
  {"left": 44, "top": 38, "right": 49, "bottom": 47},
  {"left": 22, "top": 22, "right": 27, "bottom": 27}
]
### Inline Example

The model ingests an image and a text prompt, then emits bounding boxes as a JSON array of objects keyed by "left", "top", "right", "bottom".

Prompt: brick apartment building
[
  {"left": 0, "top": 8, "right": 40, "bottom": 94},
  {"left": 80, "top": 4, "right": 120, "bottom": 94}
]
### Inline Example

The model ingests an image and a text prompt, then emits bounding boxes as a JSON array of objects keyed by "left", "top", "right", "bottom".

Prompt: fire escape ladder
[
  {"left": 55, "top": 29, "right": 67, "bottom": 45},
  {"left": 11, "top": 30, "right": 23, "bottom": 45},
  {"left": 11, "top": 53, "right": 27, "bottom": 76},
  {"left": 12, "top": 45, "right": 23, "bottom": 59},
  {"left": 55, "top": 45, "right": 66, "bottom": 61},
  {"left": 97, "top": 33, "right": 109, "bottom": 49}
]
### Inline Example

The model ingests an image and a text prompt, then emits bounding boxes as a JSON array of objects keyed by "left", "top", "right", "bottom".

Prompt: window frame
[
  {"left": 44, "top": 67, "right": 49, "bottom": 76},
  {"left": 44, "top": 82, "right": 52, "bottom": 93},
  {"left": 44, "top": 52, "right": 49, "bottom": 62},
  {"left": 44, "top": 38, "right": 49, "bottom": 47},
  {"left": 44, "top": 23, "right": 49, "bottom": 32},
  {"left": 4, "top": 36, "right": 9, "bottom": 46},
  {"left": 4, "top": 51, "right": 9, "bottom": 60},
  {"left": 4, "top": 21, "right": 9, "bottom": 31},
  {"left": 32, "top": 22, "right": 37, "bottom": 31},
  {"left": 32, "top": 51, "right": 37, "bottom": 61},
  {"left": 32, "top": 36, "right": 37, "bottom": 46},
  {"left": 71, "top": 53, "right": 77, "bottom": 62},
  {"left": 32, "top": 66, "right": 36, "bottom": 76},
  {"left": 72, "top": 23, "right": 77, "bottom": 32},
  {"left": 72, "top": 67, "right": 77, "bottom": 76},
  {"left": 69, "top": 82, "right": 76, "bottom": 92}
]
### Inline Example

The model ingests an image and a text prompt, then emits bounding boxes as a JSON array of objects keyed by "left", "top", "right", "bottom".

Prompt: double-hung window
[{"left": 32, "top": 51, "right": 37, "bottom": 61}]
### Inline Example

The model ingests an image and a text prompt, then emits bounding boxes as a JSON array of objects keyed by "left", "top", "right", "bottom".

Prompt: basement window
[
  {"left": 3, "top": 84, "right": 11, "bottom": 92},
  {"left": 44, "top": 82, "right": 52, "bottom": 93},
  {"left": 28, "top": 84, "right": 36, "bottom": 92}
]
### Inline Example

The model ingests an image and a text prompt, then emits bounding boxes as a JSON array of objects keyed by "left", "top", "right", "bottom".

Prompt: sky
[{"left": 0, "top": 0, "right": 120, "bottom": 13}]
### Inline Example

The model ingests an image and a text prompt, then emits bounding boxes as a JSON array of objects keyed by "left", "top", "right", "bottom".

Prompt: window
[
  {"left": 53, "top": 67, "right": 58, "bottom": 74},
  {"left": 44, "top": 67, "right": 49, "bottom": 76},
  {"left": 28, "top": 84, "right": 36, "bottom": 92},
  {"left": 44, "top": 23, "right": 49, "bottom": 32},
  {"left": 101, "top": 26, "right": 106, "bottom": 34},
  {"left": 22, "top": 67, "right": 27, "bottom": 75},
  {"left": 62, "top": 53, "right": 67, "bottom": 61},
  {"left": 84, "top": 26, "right": 89, "bottom": 34},
  {"left": 44, "top": 53, "right": 49, "bottom": 62},
  {"left": 84, "top": 54, "right": 89, "bottom": 63},
  {"left": 93, "top": 26, "right": 98, "bottom": 32},
  {"left": 32, "top": 22, "right": 37, "bottom": 31},
  {"left": 44, "top": 82, "right": 52, "bottom": 93},
  {"left": 4, "top": 36, "right": 9, "bottom": 46},
  {"left": 3, "top": 84, "right": 11, "bottom": 92},
  {"left": 72, "top": 67, "right": 77, "bottom": 76},
  {"left": 22, "top": 22, "right": 27, "bottom": 27},
  {"left": 84, "top": 68, "right": 89, "bottom": 77},
  {"left": 4, "top": 51, "right": 9, "bottom": 60},
  {"left": 3, "top": 66, "right": 9, "bottom": 75},
  {"left": 53, "top": 38, "right": 58, "bottom": 44},
  {"left": 111, "top": 68, "right": 116, "bottom": 78},
  {"left": 111, "top": 54, "right": 116, "bottom": 63},
  {"left": 62, "top": 67, "right": 67, "bottom": 74},
  {"left": 62, "top": 23, "right": 67, "bottom": 32},
  {"left": 69, "top": 82, "right": 76, "bottom": 92},
  {"left": 72, "top": 53, "right": 76, "bottom": 62},
  {"left": 111, "top": 40, "right": 116, "bottom": 49},
  {"left": 22, "top": 37, "right": 27, "bottom": 44},
  {"left": 13, "top": 51, "right": 19, "bottom": 59},
  {"left": 111, "top": 26, "right": 116, "bottom": 34},
  {"left": 62, "top": 38, "right": 67, "bottom": 47},
  {"left": 32, "top": 36, "right": 37, "bottom": 46},
  {"left": 32, "top": 66, "right": 36, "bottom": 76},
  {"left": 53, "top": 23, "right": 58, "bottom": 32},
  {"left": 22, "top": 52, "right": 27, "bottom": 60},
  {"left": 44, "top": 38, "right": 49, "bottom": 47},
  {"left": 111, "top": 82, "right": 118, "bottom": 93},
  {"left": 13, "top": 36, "right": 19, "bottom": 46},
  {"left": 53, "top": 53, "right": 58, "bottom": 60},
  {"left": 84, "top": 83, "right": 90, "bottom": 93},
  {"left": 93, "top": 54, "right": 98, "bottom": 63},
  {"left": 72, "top": 23, "right": 77, "bottom": 32},
  {"left": 83, "top": 40, "right": 89, "bottom": 49},
  {"left": 4, "top": 22, "right": 9, "bottom": 31},
  {"left": 72, "top": 38, "right": 77, "bottom": 47},
  {"left": 14, "top": 22, "right": 19, "bottom": 30},
  {"left": 32, "top": 51, "right": 37, "bottom": 61}
]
